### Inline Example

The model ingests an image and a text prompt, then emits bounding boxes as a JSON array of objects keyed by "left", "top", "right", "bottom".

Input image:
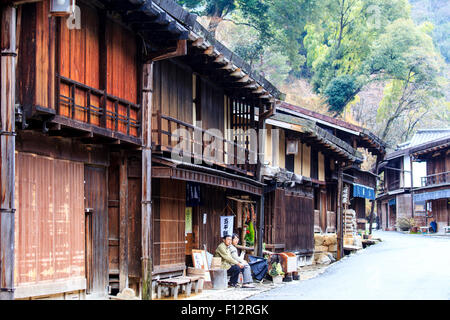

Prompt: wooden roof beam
[
  {"left": 214, "top": 54, "right": 225, "bottom": 64},
  {"left": 230, "top": 68, "right": 244, "bottom": 78},
  {"left": 204, "top": 46, "right": 214, "bottom": 56},
  {"left": 252, "top": 86, "right": 264, "bottom": 94},
  {"left": 192, "top": 37, "right": 204, "bottom": 48}
]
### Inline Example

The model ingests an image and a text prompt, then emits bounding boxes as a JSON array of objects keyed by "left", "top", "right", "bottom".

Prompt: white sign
[{"left": 220, "top": 216, "right": 234, "bottom": 238}]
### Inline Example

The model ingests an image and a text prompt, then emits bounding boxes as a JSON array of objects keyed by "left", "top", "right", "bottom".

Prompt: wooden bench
[
  {"left": 186, "top": 275, "right": 204, "bottom": 294},
  {"left": 420, "top": 226, "right": 429, "bottom": 234},
  {"left": 156, "top": 277, "right": 192, "bottom": 299}
]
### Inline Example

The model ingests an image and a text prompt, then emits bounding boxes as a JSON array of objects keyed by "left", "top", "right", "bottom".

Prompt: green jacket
[{"left": 214, "top": 242, "right": 239, "bottom": 270}]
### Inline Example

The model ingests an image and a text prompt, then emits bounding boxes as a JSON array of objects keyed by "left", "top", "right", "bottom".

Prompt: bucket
[{"left": 210, "top": 269, "right": 227, "bottom": 290}]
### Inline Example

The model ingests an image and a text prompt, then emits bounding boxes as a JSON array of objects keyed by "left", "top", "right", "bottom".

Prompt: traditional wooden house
[
  {"left": 410, "top": 135, "right": 450, "bottom": 233},
  {"left": 275, "top": 103, "right": 386, "bottom": 236},
  {"left": 260, "top": 110, "right": 364, "bottom": 260},
  {"left": 4, "top": 0, "right": 279, "bottom": 300},
  {"left": 376, "top": 129, "right": 450, "bottom": 231},
  {"left": 147, "top": 1, "right": 281, "bottom": 280}
]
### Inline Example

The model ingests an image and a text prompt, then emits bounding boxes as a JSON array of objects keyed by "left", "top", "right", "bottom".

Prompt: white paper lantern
[{"left": 50, "top": 0, "right": 75, "bottom": 17}]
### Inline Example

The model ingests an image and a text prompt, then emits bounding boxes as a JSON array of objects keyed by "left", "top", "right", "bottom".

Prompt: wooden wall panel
[
  {"left": 318, "top": 152, "right": 325, "bottom": 181},
  {"left": 201, "top": 78, "right": 224, "bottom": 133},
  {"left": 264, "top": 125, "right": 273, "bottom": 166},
  {"left": 35, "top": 0, "right": 55, "bottom": 109},
  {"left": 59, "top": 2, "right": 99, "bottom": 121},
  {"left": 153, "top": 60, "right": 193, "bottom": 123},
  {"left": 196, "top": 187, "right": 228, "bottom": 254},
  {"left": 127, "top": 164, "right": 142, "bottom": 278},
  {"left": 152, "top": 179, "right": 186, "bottom": 268},
  {"left": 264, "top": 188, "right": 314, "bottom": 254},
  {"left": 278, "top": 130, "right": 285, "bottom": 168},
  {"left": 17, "top": 3, "right": 37, "bottom": 114},
  {"left": 302, "top": 143, "right": 311, "bottom": 178},
  {"left": 84, "top": 165, "right": 108, "bottom": 295},
  {"left": 14, "top": 153, "right": 85, "bottom": 289},
  {"left": 106, "top": 19, "right": 138, "bottom": 134}
]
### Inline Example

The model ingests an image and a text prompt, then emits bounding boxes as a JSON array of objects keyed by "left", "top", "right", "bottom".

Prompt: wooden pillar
[
  {"left": 141, "top": 62, "right": 153, "bottom": 300},
  {"left": 369, "top": 155, "right": 381, "bottom": 234},
  {"left": 0, "top": 5, "right": 16, "bottom": 300},
  {"left": 255, "top": 101, "right": 270, "bottom": 257},
  {"left": 119, "top": 151, "right": 129, "bottom": 291},
  {"left": 336, "top": 163, "right": 344, "bottom": 260}
]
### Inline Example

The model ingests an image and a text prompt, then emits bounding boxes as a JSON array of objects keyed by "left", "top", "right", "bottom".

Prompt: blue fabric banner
[
  {"left": 353, "top": 183, "right": 375, "bottom": 200},
  {"left": 414, "top": 189, "right": 450, "bottom": 202}
]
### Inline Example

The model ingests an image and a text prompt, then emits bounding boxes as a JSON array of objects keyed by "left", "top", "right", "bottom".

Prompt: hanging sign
[
  {"left": 185, "top": 207, "right": 192, "bottom": 234},
  {"left": 342, "top": 185, "right": 350, "bottom": 204},
  {"left": 220, "top": 216, "right": 234, "bottom": 238}
]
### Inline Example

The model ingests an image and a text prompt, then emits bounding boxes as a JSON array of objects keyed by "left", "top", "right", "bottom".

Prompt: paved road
[{"left": 248, "top": 231, "right": 450, "bottom": 300}]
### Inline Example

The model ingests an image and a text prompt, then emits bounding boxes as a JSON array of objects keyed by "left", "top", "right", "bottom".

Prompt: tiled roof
[
  {"left": 401, "top": 129, "right": 450, "bottom": 149},
  {"left": 385, "top": 129, "right": 450, "bottom": 160}
]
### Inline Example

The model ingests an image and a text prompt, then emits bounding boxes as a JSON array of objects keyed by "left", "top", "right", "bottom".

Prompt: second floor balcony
[
  {"left": 421, "top": 171, "right": 449, "bottom": 187},
  {"left": 54, "top": 75, "right": 141, "bottom": 145},
  {"left": 151, "top": 111, "right": 258, "bottom": 177}
]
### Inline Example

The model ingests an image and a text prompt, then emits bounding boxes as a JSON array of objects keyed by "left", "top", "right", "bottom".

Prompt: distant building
[{"left": 377, "top": 129, "right": 450, "bottom": 232}]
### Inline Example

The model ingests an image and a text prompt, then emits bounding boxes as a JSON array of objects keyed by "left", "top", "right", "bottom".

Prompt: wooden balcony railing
[
  {"left": 152, "top": 111, "right": 257, "bottom": 176},
  {"left": 387, "top": 179, "right": 400, "bottom": 191},
  {"left": 56, "top": 75, "right": 140, "bottom": 138},
  {"left": 421, "top": 171, "right": 449, "bottom": 187}
]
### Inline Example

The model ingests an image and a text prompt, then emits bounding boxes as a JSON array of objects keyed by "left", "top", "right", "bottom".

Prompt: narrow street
[{"left": 249, "top": 231, "right": 450, "bottom": 300}]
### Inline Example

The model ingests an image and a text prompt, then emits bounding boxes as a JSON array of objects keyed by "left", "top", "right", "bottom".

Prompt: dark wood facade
[
  {"left": 264, "top": 187, "right": 314, "bottom": 255},
  {"left": 412, "top": 141, "right": 450, "bottom": 233}
]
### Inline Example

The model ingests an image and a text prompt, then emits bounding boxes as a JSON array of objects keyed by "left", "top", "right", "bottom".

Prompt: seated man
[
  {"left": 214, "top": 235, "right": 243, "bottom": 288},
  {"left": 229, "top": 234, "right": 255, "bottom": 288}
]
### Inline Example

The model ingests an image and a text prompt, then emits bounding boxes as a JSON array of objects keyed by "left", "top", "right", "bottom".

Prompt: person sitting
[
  {"left": 214, "top": 234, "right": 244, "bottom": 288},
  {"left": 229, "top": 233, "right": 255, "bottom": 288},
  {"left": 430, "top": 219, "right": 437, "bottom": 233}
]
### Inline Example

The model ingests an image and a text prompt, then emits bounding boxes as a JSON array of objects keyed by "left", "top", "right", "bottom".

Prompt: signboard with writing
[
  {"left": 191, "top": 249, "right": 211, "bottom": 282},
  {"left": 185, "top": 207, "right": 192, "bottom": 234},
  {"left": 220, "top": 216, "right": 234, "bottom": 238}
]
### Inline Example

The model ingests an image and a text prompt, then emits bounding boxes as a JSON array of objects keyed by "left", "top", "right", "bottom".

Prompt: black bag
[{"left": 248, "top": 255, "right": 268, "bottom": 281}]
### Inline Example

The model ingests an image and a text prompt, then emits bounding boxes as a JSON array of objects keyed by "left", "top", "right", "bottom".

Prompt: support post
[
  {"left": 255, "top": 101, "right": 273, "bottom": 257},
  {"left": 141, "top": 62, "right": 153, "bottom": 300},
  {"left": 256, "top": 193, "right": 264, "bottom": 257},
  {"left": 336, "top": 163, "right": 344, "bottom": 260},
  {"left": 410, "top": 155, "right": 415, "bottom": 218},
  {"left": 119, "top": 150, "right": 129, "bottom": 291},
  {"left": 369, "top": 156, "right": 380, "bottom": 235},
  {"left": 0, "top": 5, "right": 16, "bottom": 300}
]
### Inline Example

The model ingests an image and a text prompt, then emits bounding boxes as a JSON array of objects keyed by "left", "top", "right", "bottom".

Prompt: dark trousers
[{"left": 227, "top": 265, "right": 240, "bottom": 285}]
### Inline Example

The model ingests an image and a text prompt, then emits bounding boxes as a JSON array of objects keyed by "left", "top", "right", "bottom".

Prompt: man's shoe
[
  {"left": 228, "top": 283, "right": 238, "bottom": 288},
  {"left": 241, "top": 283, "right": 255, "bottom": 288}
]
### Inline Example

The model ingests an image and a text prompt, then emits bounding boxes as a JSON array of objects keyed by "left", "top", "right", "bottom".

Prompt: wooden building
[
  {"left": 273, "top": 103, "right": 385, "bottom": 239},
  {"left": 261, "top": 112, "right": 363, "bottom": 258},
  {"left": 148, "top": 2, "right": 281, "bottom": 279},
  {"left": 1, "top": 0, "right": 386, "bottom": 301},
  {"left": 2, "top": 0, "right": 157, "bottom": 300},
  {"left": 410, "top": 136, "right": 450, "bottom": 233},
  {"left": 377, "top": 130, "right": 450, "bottom": 231},
  {"left": 1, "top": 0, "right": 281, "bottom": 300}
]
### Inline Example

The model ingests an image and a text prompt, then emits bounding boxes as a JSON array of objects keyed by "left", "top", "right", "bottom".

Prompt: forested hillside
[{"left": 177, "top": 0, "right": 450, "bottom": 151}]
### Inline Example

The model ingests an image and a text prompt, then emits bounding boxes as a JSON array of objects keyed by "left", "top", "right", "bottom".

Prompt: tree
[
  {"left": 302, "top": 0, "right": 410, "bottom": 114},
  {"left": 366, "top": 19, "right": 445, "bottom": 142}
]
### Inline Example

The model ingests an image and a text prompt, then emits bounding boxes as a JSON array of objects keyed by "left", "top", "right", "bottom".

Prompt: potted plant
[
  {"left": 269, "top": 262, "right": 284, "bottom": 284},
  {"left": 398, "top": 217, "right": 415, "bottom": 232}
]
